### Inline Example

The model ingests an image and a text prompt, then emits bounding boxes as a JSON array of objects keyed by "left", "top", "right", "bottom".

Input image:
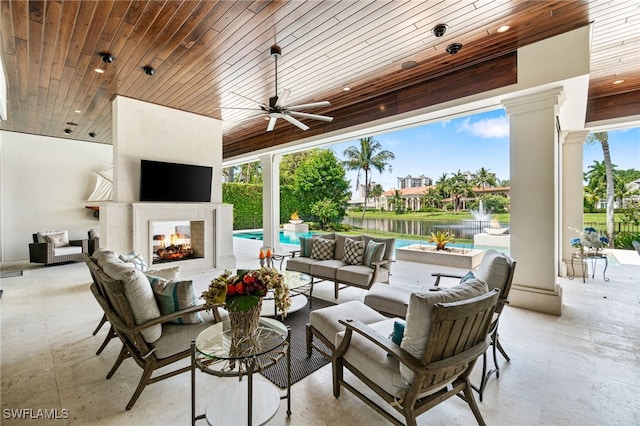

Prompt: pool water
[{"left": 233, "top": 230, "right": 502, "bottom": 254}]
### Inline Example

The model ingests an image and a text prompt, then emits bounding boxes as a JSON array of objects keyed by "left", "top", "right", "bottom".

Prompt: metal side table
[
  {"left": 191, "top": 317, "right": 291, "bottom": 425},
  {"left": 569, "top": 251, "right": 609, "bottom": 283}
]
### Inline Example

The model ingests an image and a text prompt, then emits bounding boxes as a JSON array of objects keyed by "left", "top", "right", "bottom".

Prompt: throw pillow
[
  {"left": 399, "top": 277, "right": 488, "bottom": 384},
  {"left": 299, "top": 236, "right": 314, "bottom": 257},
  {"left": 475, "top": 249, "right": 511, "bottom": 293},
  {"left": 145, "top": 266, "right": 180, "bottom": 280},
  {"left": 45, "top": 232, "right": 69, "bottom": 247},
  {"left": 343, "top": 237, "right": 364, "bottom": 265},
  {"left": 460, "top": 270, "right": 476, "bottom": 284},
  {"left": 310, "top": 238, "right": 336, "bottom": 260},
  {"left": 148, "top": 276, "right": 203, "bottom": 324},
  {"left": 119, "top": 251, "right": 150, "bottom": 272},
  {"left": 121, "top": 268, "right": 163, "bottom": 343},
  {"left": 362, "top": 240, "right": 386, "bottom": 267},
  {"left": 389, "top": 320, "right": 405, "bottom": 345}
]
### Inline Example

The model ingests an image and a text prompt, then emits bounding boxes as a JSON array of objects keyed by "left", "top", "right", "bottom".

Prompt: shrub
[{"left": 613, "top": 231, "right": 640, "bottom": 250}]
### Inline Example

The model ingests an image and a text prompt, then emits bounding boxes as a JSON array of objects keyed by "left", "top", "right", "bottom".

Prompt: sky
[{"left": 327, "top": 109, "right": 640, "bottom": 194}]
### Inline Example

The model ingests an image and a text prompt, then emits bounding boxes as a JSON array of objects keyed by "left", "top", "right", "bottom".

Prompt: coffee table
[
  {"left": 191, "top": 317, "right": 291, "bottom": 425},
  {"left": 261, "top": 270, "right": 312, "bottom": 317}
]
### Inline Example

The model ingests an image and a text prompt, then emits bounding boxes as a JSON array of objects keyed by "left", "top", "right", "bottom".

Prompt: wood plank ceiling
[{"left": 1, "top": 1, "right": 638, "bottom": 159}]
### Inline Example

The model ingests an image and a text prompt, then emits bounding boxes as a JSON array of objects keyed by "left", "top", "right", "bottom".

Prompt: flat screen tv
[{"left": 140, "top": 160, "right": 212, "bottom": 202}]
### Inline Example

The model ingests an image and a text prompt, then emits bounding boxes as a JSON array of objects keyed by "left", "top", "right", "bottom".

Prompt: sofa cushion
[
  {"left": 299, "top": 236, "right": 314, "bottom": 257},
  {"left": 310, "top": 259, "right": 346, "bottom": 280},
  {"left": 148, "top": 276, "right": 202, "bottom": 324},
  {"left": 399, "top": 278, "right": 488, "bottom": 383},
  {"left": 336, "top": 264, "right": 377, "bottom": 287},
  {"left": 343, "top": 237, "right": 364, "bottom": 265},
  {"left": 286, "top": 256, "right": 318, "bottom": 274},
  {"left": 311, "top": 238, "right": 336, "bottom": 260},
  {"left": 474, "top": 249, "right": 511, "bottom": 294},
  {"left": 363, "top": 240, "right": 386, "bottom": 267}
]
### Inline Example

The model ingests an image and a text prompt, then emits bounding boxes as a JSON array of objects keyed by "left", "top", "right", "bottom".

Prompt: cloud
[{"left": 457, "top": 116, "right": 509, "bottom": 138}]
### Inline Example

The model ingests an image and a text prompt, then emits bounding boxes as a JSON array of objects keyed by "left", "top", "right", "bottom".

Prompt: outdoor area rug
[{"left": 260, "top": 297, "right": 335, "bottom": 388}]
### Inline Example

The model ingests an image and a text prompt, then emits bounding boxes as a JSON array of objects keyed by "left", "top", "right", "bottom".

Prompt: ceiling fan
[{"left": 224, "top": 45, "right": 334, "bottom": 132}]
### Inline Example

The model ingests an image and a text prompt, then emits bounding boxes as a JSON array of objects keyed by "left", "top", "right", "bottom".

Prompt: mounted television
[{"left": 140, "top": 160, "right": 212, "bottom": 202}]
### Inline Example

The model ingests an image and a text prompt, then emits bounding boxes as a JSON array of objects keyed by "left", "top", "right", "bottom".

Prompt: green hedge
[
  {"left": 614, "top": 231, "right": 640, "bottom": 250},
  {"left": 222, "top": 183, "right": 301, "bottom": 230}
]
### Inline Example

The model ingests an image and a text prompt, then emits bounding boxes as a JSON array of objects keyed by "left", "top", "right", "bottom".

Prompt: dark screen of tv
[{"left": 140, "top": 160, "right": 212, "bottom": 202}]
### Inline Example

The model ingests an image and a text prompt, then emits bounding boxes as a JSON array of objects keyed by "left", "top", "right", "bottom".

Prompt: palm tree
[
  {"left": 421, "top": 187, "right": 442, "bottom": 215},
  {"left": 389, "top": 189, "right": 405, "bottom": 213},
  {"left": 584, "top": 130, "right": 615, "bottom": 246},
  {"left": 368, "top": 183, "right": 384, "bottom": 209},
  {"left": 343, "top": 137, "right": 395, "bottom": 218},
  {"left": 472, "top": 167, "right": 497, "bottom": 197}
]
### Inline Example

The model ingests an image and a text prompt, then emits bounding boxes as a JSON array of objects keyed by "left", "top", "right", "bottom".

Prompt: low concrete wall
[{"left": 396, "top": 245, "right": 485, "bottom": 269}]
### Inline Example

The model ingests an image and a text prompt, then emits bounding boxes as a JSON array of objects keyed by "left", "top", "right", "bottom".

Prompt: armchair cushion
[
  {"left": 148, "top": 276, "right": 203, "bottom": 324},
  {"left": 150, "top": 311, "right": 219, "bottom": 359},
  {"left": 36, "top": 230, "right": 69, "bottom": 244},
  {"left": 399, "top": 278, "right": 488, "bottom": 383},
  {"left": 101, "top": 260, "right": 162, "bottom": 343},
  {"left": 335, "top": 318, "right": 408, "bottom": 396},
  {"left": 146, "top": 266, "right": 180, "bottom": 280},
  {"left": 311, "top": 238, "right": 336, "bottom": 260},
  {"left": 53, "top": 246, "right": 83, "bottom": 256},
  {"left": 343, "top": 238, "right": 364, "bottom": 265},
  {"left": 474, "top": 249, "right": 511, "bottom": 293}
]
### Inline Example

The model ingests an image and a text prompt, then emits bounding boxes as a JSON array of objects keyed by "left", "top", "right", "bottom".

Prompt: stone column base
[{"left": 509, "top": 283, "right": 563, "bottom": 315}]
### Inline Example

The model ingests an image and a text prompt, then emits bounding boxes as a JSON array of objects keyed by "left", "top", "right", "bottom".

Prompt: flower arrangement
[
  {"left": 570, "top": 227, "right": 609, "bottom": 253},
  {"left": 202, "top": 267, "right": 291, "bottom": 316}
]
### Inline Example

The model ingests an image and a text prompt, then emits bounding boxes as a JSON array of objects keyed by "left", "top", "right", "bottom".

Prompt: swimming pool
[{"left": 233, "top": 230, "right": 500, "bottom": 253}]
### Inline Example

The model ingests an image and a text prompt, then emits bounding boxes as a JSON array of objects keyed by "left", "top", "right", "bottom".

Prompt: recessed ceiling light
[
  {"left": 613, "top": 79, "right": 624, "bottom": 85},
  {"left": 401, "top": 61, "right": 417, "bottom": 70},
  {"left": 75, "top": 110, "right": 82, "bottom": 113},
  {"left": 94, "top": 68, "right": 105, "bottom": 74},
  {"left": 343, "top": 87, "right": 350, "bottom": 91},
  {"left": 497, "top": 25, "right": 510, "bottom": 33}
]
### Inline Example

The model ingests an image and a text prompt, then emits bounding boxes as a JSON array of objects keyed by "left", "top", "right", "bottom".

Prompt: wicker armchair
[{"left": 29, "top": 232, "right": 88, "bottom": 265}]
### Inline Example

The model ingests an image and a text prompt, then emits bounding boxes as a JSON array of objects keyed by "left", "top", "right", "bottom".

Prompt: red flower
[
  {"left": 227, "top": 284, "right": 236, "bottom": 296},
  {"left": 236, "top": 282, "right": 244, "bottom": 294},
  {"left": 243, "top": 275, "right": 255, "bottom": 284}
]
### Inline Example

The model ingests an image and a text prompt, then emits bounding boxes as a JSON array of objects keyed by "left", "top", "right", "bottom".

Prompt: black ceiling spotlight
[
  {"left": 432, "top": 23, "right": 448, "bottom": 38},
  {"left": 446, "top": 43, "right": 463, "bottom": 54},
  {"left": 63, "top": 128, "right": 72, "bottom": 135},
  {"left": 142, "top": 66, "right": 155, "bottom": 76},
  {"left": 99, "top": 52, "right": 116, "bottom": 63},
  {"left": 89, "top": 132, "right": 97, "bottom": 138}
]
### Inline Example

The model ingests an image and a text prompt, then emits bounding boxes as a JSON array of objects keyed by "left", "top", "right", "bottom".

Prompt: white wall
[{"left": 0, "top": 131, "right": 112, "bottom": 261}]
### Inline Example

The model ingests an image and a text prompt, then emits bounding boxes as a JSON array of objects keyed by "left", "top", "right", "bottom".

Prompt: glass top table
[
  {"left": 191, "top": 317, "right": 291, "bottom": 425},
  {"left": 261, "top": 270, "right": 312, "bottom": 317}
]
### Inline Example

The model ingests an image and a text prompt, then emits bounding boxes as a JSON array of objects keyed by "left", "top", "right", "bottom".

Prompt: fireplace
[{"left": 150, "top": 220, "right": 204, "bottom": 264}]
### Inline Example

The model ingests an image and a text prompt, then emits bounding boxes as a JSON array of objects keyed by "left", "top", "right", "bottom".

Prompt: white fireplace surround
[{"left": 133, "top": 203, "right": 225, "bottom": 274}]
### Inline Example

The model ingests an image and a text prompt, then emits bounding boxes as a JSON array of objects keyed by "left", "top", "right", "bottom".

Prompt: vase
[{"left": 228, "top": 298, "right": 263, "bottom": 347}]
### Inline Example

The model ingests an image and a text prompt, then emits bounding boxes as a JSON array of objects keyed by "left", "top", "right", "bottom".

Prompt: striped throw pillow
[
  {"left": 363, "top": 240, "right": 386, "bottom": 267},
  {"left": 299, "top": 236, "right": 314, "bottom": 257},
  {"left": 147, "top": 276, "right": 202, "bottom": 324}
]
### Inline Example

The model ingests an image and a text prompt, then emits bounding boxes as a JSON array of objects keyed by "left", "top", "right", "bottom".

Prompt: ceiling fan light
[
  {"left": 497, "top": 25, "right": 510, "bottom": 33},
  {"left": 432, "top": 24, "right": 448, "bottom": 38}
]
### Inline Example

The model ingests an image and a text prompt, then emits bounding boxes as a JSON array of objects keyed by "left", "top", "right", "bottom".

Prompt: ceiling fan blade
[
  {"left": 267, "top": 116, "right": 278, "bottom": 132},
  {"left": 231, "top": 92, "right": 268, "bottom": 109},
  {"left": 275, "top": 89, "right": 290, "bottom": 108},
  {"left": 287, "top": 101, "right": 331, "bottom": 111},
  {"left": 211, "top": 106, "right": 263, "bottom": 111},
  {"left": 282, "top": 114, "right": 310, "bottom": 131},
  {"left": 287, "top": 111, "right": 334, "bottom": 122}
]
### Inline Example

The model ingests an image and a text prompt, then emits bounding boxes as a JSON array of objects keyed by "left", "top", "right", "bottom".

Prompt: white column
[
  {"left": 561, "top": 131, "right": 589, "bottom": 276},
  {"left": 260, "top": 154, "right": 282, "bottom": 254},
  {"left": 502, "top": 88, "right": 564, "bottom": 315}
]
